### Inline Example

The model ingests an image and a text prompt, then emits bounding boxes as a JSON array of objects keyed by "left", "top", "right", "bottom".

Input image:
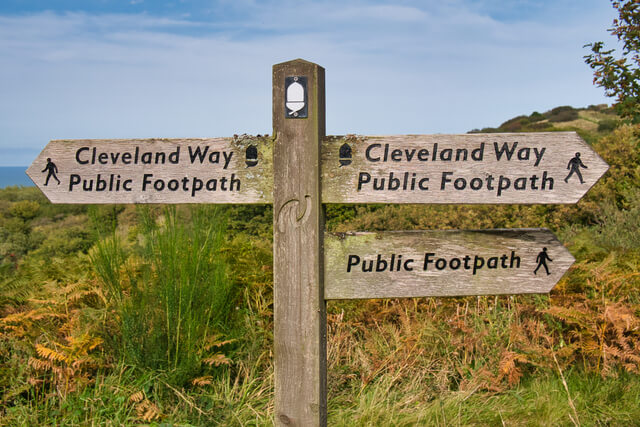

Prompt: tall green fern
[{"left": 0, "top": 262, "right": 31, "bottom": 306}]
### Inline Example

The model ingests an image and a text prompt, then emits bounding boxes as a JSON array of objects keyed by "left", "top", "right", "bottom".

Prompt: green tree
[{"left": 584, "top": 0, "right": 640, "bottom": 122}]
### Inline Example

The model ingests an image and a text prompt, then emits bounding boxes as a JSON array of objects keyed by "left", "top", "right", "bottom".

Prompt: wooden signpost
[
  {"left": 322, "top": 133, "right": 608, "bottom": 204},
  {"left": 28, "top": 59, "right": 609, "bottom": 426},
  {"left": 26, "top": 136, "right": 274, "bottom": 204},
  {"left": 325, "top": 229, "right": 575, "bottom": 300},
  {"left": 272, "top": 60, "right": 327, "bottom": 425},
  {"left": 27, "top": 133, "right": 608, "bottom": 206}
]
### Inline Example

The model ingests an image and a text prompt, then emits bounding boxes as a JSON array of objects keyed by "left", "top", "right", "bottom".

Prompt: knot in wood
[{"left": 278, "top": 413, "right": 292, "bottom": 425}]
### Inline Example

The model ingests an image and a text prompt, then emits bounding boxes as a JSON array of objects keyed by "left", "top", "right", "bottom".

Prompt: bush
[
  {"left": 594, "top": 189, "right": 640, "bottom": 250},
  {"left": 31, "top": 226, "right": 93, "bottom": 257},
  {"left": 547, "top": 106, "right": 579, "bottom": 122},
  {"left": 598, "top": 118, "right": 620, "bottom": 132},
  {"left": 529, "top": 111, "right": 545, "bottom": 122},
  {"left": 479, "top": 127, "right": 500, "bottom": 133},
  {"left": 8, "top": 200, "right": 39, "bottom": 221},
  {"left": 587, "top": 104, "right": 611, "bottom": 112},
  {"left": 499, "top": 115, "right": 529, "bottom": 132},
  {"left": 91, "top": 206, "right": 234, "bottom": 385}
]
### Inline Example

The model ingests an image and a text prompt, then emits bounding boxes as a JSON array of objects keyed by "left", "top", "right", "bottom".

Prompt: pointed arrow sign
[
  {"left": 26, "top": 136, "right": 274, "bottom": 204},
  {"left": 28, "top": 132, "right": 608, "bottom": 206},
  {"left": 324, "top": 228, "right": 574, "bottom": 300},
  {"left": 321, "top": 132, "right": 609, "bottom": 204}
]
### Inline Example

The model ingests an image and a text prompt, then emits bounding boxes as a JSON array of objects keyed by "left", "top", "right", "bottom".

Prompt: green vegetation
[
  {"left": 1, "top": 109, "right": 640, "bottom": 425},
  {"left": 91, "top": 206, "right": 234, "bottom": 385},
  {"left": 468, "top": 104, "right": 618, "bottom": 136},
  {"left": 585, "top": 0, "right": 640, "bottom": 122}
]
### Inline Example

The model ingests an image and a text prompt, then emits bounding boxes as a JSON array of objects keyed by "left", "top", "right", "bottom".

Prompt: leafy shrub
[
  {"left": 593, "top": 189, "right": 640, "bottom": 250},
  {"left": 598, "top": 118, "right": 620, "bottom": 132},
  {"left": 0, "top": 189, "right": 92, "bottom": 266},
  {"left": 226, "top": 205, "right": 272, "bottom": 239},
  {"left": 0, "top": 226, "right": 31, "bottom": 260},
  {"left": 31, "top": 226, "right": 93, "bottom": 258},
  {"left": 547, "top": 106, "right": 579, "bottom": 122},
  {"left": 8, "top": 201, "right": 39, "bottom": 221},
  {"left": 529, "top": 111, "right": 545, "bottom": 122},
  {"left": 499, "top": 115, "right": 529, "bottom": 132},
  {"left": 584, "top": 1, "right": 640, "bottom": 122},
  {"left": 469, "top": 127, "right": 500, "bottom": 134}
]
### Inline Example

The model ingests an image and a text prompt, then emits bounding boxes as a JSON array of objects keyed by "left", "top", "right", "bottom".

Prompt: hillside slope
[{"left": 469, "top": 104, "right": 619, "bottom": 135}]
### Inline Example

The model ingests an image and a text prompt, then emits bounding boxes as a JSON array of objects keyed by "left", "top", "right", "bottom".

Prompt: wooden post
[{"left": 272, "top": 59, "right": 326, "bottom": 425}]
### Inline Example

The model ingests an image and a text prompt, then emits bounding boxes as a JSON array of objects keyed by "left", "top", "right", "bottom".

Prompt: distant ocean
[{"left": 0, "top": 167, "right": 34, "bottom": 188}]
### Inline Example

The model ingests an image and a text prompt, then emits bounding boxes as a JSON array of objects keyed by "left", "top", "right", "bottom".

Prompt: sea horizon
[{"left": 0, "top": 166, "right": 35, "bottom": 188}]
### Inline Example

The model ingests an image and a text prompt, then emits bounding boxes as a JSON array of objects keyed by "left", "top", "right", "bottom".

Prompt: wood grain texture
[
  {"left": 273, "top": 59, "right": 327, "bottom": 427},
  {"left": 26, "top": 135, "right": 273, "bottom": 204},
  {"left": 321, "top": 133, "right": 609, "bottom": 204},
  {"left": 325, "top": 229, "right": 575, "bottom": 300}
]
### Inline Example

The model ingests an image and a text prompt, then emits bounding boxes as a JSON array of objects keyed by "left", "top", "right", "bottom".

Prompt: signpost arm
[{"left": 273, "top": 59, "right": 327, "bottom": 426}]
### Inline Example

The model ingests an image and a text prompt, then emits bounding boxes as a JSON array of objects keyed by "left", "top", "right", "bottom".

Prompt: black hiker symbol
[
  {"left": 42, "top": 158, "right": 60, "bottom": 186},
  {"left": 534, "top": 247, "right": 552, "bottom": 276},
  {"left": 564, "top": 152, "right": 587, "bottom": 184}
]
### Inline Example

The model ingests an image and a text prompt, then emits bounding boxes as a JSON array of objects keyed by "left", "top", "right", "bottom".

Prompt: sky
[{"left": 0, "top": 0, "right": 618, "bottom": 166}]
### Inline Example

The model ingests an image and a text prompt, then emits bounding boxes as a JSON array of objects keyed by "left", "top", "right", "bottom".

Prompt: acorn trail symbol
[
  {"left": 339, "top": 143, "right": 352, "bottom": 166},
  {"left": 246, "top": 145, "right": 258, "bottom": 167}
]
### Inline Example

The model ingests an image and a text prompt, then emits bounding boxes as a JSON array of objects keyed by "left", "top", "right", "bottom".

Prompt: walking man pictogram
[
  {"left": 42, "top": 158, "right": 60, "bottom": 186},
  {"left": 564, "top": 152, "right": 587, "bottom": 184},
  {"left": 534, "top": 247, "right": 552, "bottom": 275}
]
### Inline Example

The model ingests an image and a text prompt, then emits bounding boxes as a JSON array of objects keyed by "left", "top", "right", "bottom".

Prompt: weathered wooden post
[{"left": 272, "top": 59, "right": 327, "bottom": 426}]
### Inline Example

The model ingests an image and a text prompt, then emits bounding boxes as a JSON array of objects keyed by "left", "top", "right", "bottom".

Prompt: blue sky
[{"left": 0, "top": 1, "right": 617, "bottom": 165}]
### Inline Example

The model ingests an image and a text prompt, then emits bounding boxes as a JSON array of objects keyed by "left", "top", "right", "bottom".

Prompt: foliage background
[{"left": 1, "top": 105, "right": 640, "bottom": 425}]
